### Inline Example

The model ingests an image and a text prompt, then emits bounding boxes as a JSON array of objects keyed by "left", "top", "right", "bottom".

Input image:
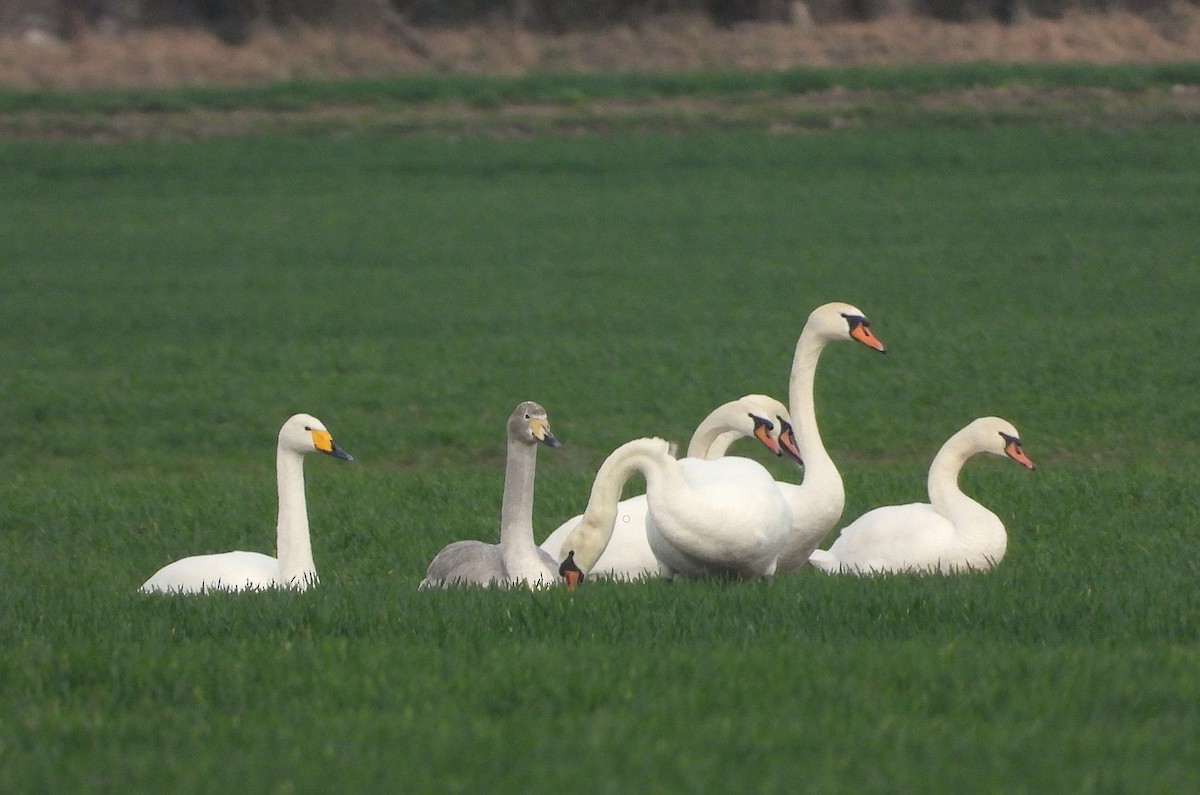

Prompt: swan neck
[
  {"left": 686, "top": 411, "right": 737, "bottom": 459},
  {"left": 927, "top": 430, "right": 975, "bottom": 516},
  {"left": 774, "top": 327, "right": 845, "bottom": 571},
  {"left": 275, "top": 445, "right": 316, "bottom": 588},
  {"left": 564, "top": 444, "right": 675, "bottom": 572},
  {"left": 500, "top": 436, "right": 540, "bottom": 565},
  {"left": 789, "top": 331, "right": 832, "bottom": 467}
]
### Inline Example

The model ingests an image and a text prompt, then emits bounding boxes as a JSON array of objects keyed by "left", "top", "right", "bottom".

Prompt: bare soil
[
  {"left": 2, "top": 10, "right": 1199, "bottom": 90},
  {"left": 2, "top": 11, "right": 1198, "bottom": 140}
]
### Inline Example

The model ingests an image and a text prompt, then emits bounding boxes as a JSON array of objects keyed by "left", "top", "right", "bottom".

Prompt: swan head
[
  {"left": 807, "top": 302, "right": 887, "bottom": 353},
  {"left": 559, "top": 550, "right": 583, "bottom": 592},
  {"left": 508, "top": 401, "right": 562, "bottom": 449},
  {"left": 971, "top": 416, "right": 1035, "bottom": 470},
  {"left": 279, "top": 413, "right": 353, "bottom": 460},
  {"left": 739, "top": 396, "right": 806, "bottom": 470},
  {"left": 735, "top": 394, "right": 803, "bottom": 466}
]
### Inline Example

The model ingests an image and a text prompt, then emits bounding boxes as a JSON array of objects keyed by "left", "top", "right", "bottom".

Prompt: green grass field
[{"left": 1, "top": 66, "right": 1198, "bottom": 792}]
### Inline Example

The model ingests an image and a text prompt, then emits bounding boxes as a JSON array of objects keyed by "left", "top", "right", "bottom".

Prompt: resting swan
[
  {"left": 559, "top": 437, "right": 792, "bottom": 581},
  {"left": 539, "top": 394, "right": 799, "bottom": 580},
  {"left": 774, "top": 301, "right": 887, "bottom": 574},
  {"left": 420, "top": 401, "right": 562, "bottom": 589},
  {"left": 809, "top": 417, "right": 1035, "bottom": 575},
  {"left": 139, "top": 413, "right": 353, "bottom": 594}
]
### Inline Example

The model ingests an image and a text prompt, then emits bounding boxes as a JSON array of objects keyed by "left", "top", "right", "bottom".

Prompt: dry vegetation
[{"left": 1, "top": 9, "right": 1198, "bottom": 90}]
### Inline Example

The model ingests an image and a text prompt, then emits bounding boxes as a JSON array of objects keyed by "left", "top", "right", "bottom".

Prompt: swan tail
[{"left": 808, "top": 549, "right": 837, "bottom": 573}]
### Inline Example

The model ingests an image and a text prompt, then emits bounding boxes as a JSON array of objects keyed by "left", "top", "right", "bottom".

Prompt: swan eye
[
  {"left": 304, "top": 426, "right": 312, "bottom": 431},
  {"left": 840, "top": 312, "right": 869, "bottom": 330},
  {"left": 749, "top": 414, "right": 774, "bottom": 432},
  {"left": 999, "top": 431, "right": 1024, "bottom": 455}
]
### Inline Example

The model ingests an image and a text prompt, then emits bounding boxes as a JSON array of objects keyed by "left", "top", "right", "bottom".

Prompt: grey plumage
[
  {"left": 419, "top": 401, "right": 562, "bottom": 589},
  {"left": 419, "top": 540, "right": 558, "bottom": 588}
]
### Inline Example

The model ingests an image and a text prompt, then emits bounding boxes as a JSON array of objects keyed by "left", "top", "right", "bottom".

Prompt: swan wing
[
  {"left": 420, "top": 540, "right": 506, "bottom": 588},
  {"left": 139, "top": 551, "right": 280, "bottom": 593},
  {"left": 822, "top": 502, "right": 957, "bottom": 574},
  {"left": 648, "top": 457, "right": 791, "bottom": 579}
]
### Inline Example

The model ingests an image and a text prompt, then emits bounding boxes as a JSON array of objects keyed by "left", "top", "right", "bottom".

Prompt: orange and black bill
[
  {"left": 750, "top": 414, "right": 782, "bottom": 455},
  {"left": 1000, "top": 432, "right": 1035, "bottom": 470},
  {"left": 559, "top": 550, "right": 583, "bottom": 592},
  {"left": 778, "top": 418, "right": 803, "bottom": 466},
  {"left": 843, "top": 313, "right": 887, "bottom": 353}
]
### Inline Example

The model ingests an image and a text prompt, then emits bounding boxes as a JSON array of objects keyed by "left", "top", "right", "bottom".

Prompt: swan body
[
  {"left": 558, "top": 437, "right": 792, "bottom": 581},
  {"left": 539, "top": 395, "right": 798, "bottom": 580},
  {"left": 774, "top": 301, "right": 887, "bottom": 574},
  {"left": 421, "top": 401, "right": 562, "bottom": 589},
  {"left": 139, "top": 413, "right": 353, "bottom": 594},
  {"left": 810, "top": 417, "right": 1035, "bottom": 575}
]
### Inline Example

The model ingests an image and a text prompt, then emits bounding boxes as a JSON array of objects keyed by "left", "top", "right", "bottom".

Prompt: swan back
[{"left": 646, "top": 455, "right": 792, "bottom": 579}]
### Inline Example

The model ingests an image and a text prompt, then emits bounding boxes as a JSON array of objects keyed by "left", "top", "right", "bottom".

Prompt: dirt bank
[{"left": 2, "top": 9, "right": 1198, "bottom": 90}]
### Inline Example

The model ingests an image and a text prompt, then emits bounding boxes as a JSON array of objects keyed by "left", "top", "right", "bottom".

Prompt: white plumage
[{"left": 139, "top": 413, "right": 352, "bottom": 594}]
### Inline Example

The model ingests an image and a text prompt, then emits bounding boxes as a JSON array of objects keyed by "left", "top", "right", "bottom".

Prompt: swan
[
  {"left": 773, "top": 301, "right": 887, "bottom": 574},
  {"left": 538, "top": 394, "right": 800, "bottom": 580},
  {"left": 809, "top": 417, "right": 1035, "bottom": 575},
  {"left": 558, "top": 437, "right": 792, "bottom": 581},
  {"left": 139, "top": 413, "right": 353, "bottom": 594},
  {"left": 420, "top": 401, "right": 563, "bottom": 589}
]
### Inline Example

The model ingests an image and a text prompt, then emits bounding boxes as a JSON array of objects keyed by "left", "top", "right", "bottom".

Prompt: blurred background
[{"left": 2, "top": 0, "right": 1197, "bottom": 88}]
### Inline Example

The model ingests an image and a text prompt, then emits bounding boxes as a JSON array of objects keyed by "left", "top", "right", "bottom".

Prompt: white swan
[
  {"left": 559, "top": 437, "right": 792, "bottom": 581},
  {"left": 139, "top": 413, "right": 353, "bottom": 594},
  {"left": 420, "top": 401, "right": 562, "bottom": 589},
  {"left": 773, "top": 301, "right": 887, "bottom": 574},
  {"left": 809, "top": 417, "right": 1035, "bottom": 575},
  {"left": 538, "top": 394, "right": 799, "bottom": 580}
]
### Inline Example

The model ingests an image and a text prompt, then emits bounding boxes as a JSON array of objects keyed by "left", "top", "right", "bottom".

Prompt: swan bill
[
  {"left": 750, "top": 414, "right": 782, "bottom": 455},
  {"left": 842, "top": 313, "right": 887, "bottom": 353},
  {"left": 1000, "top": 432, "right": 1035, "bottom": 470},
  {"left": 530, "top": 417, "right": 562, "bottom": 448},
  {"left": 559, "top": 550, "right": 583, "bottom": 592},
  {"left": 778, "top": 419, "right": 804, "bottom": 466},
  {"left": 311, "top": 429, "right": 353, "bottom": 461}
]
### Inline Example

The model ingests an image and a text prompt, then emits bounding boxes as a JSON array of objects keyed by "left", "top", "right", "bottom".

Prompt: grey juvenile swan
[{"left": 420, "top": 401, "right": 562, "bottom": 589}]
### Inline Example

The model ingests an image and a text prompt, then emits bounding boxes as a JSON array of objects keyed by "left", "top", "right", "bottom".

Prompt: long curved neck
[
  {"left": 776, "top": 327, "right": 846, "bottom": 570},
  {"left": 686, "top": 408, "right": 740, "bottom": 459},
  {"left": 275, "top": 446, "right": 316, "bottom": 589},
  {"left": 926, "top": 428, "right": 1006, "bottom": 564},
  {"left": 927, "top": 428, "right": 982, "bottom": 520},
  {"left": 563, "top": 442, "right": 678, "bottom": 573},
  {"left": 789, "top": 329, "right": 836, "bottom": 480},
  {"left": 500, "top": 436, "right": 540, "bottom": 570}
]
